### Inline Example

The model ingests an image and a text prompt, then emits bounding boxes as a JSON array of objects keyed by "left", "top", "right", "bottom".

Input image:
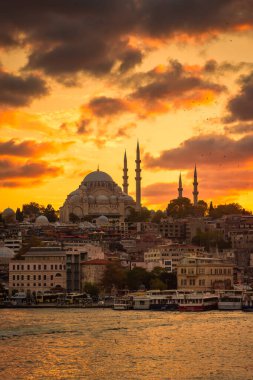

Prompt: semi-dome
[
  {"left": 0, "top": 246, "right": 15, "bottom": 259},
  {"left": 35, "top": 215, "right": 49, "bottom": 225},
  {"left": 88, "top": 195, "right": 95, "bottom": 203},
  {"left": 82, "top": 170, "right": 113, "bottom": 184},
  {"left": 96, "top": 195, "right": 109, "bottom": 204},
  {"left": 2, "top": 208, "right": 15, "bottom": 219},
  {"left": 96, "top": 215, "right": 109, "bottom": 226},
  {"left": 69, "top": 194, "right": 80, "bottom": 204},
  {"left": 110, "top": 195, "right": 118, "bottom": 203}
]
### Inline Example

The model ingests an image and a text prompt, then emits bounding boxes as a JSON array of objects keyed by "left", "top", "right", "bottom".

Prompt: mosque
[{"left": 59, "top": 142, "right": 142, "bottom": 223}]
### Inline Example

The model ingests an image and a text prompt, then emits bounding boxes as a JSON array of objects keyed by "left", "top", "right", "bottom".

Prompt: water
[{"left": 0, "top": 309, "right": 252, "bottom": 380}]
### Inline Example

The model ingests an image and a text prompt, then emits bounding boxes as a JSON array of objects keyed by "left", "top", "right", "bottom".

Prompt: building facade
[
  {"left": 177, "top": 257, "right": 234, "bottom": 291},
  {"left": 9, "top": 247, "right": 66, "bottom": 295}
]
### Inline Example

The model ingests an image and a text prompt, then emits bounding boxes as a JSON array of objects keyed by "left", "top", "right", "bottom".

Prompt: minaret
[
  {"left": 123, "top": 150, "right": 128, "bottom": 194},
  {"left": 135, "top": 141, "right": 142, "bottom": 211},
  {"left": 178, "top": 172, "right": 183, "bottom": 199},
  {"left": 193, "top": 164, "right": 199, "bottom": 206}
]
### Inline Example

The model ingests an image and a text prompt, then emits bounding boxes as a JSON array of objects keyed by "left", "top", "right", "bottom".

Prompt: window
[
  {"left": 27, "top": 283, "right": 30, "bottom": 287},
  {"left": 44, "top": 275, "right": 46, "bottom": 280},
  {"left": 44, "top": 283, "right": 47, "bottom": 287},
  {"left": 38, "top": 283, "right": 41, "bottom": 287},
  {"left": 51, "top": 265, "right": 53, "bottom": 270},
  {"left": 13, "top": 265, "right": 15, "bottom": 270},
  {"left": 27, "top": 275, "right": 30, "bottom": 280},
  {"left": 59, "top": 265, "right": 62, "bottom": 270},
  {"left": 189, "top": 279, "right": 195, "bottom": 286},
  {"left": 55, "top": 265, "right": 57, "bottom": 270},
  {"left": 51, "top": 275, "right": 53, "bottom": 280},
  {"left": 33, "top": 265, "right": 36, "bottom": 270},
  {"left": 33, "top": 283, "right": 36, "bottom": 286},
  {"left": 44, "top": 265, "right": 47, "bottom": 270},
  {"left": 27, "top": 265, "right": 30, "bottom": 270},
  {"left": 38, "top": 275, "right": 41, "bottom": 280},
  {"left": 33, "top": 275, "right": 36, "bottom": 280},
  {"left": 51, "top": 283, "right": 54, "bottom": 287},
  {"left": 17, "top": 275, "right": 20, "bottom": 280},
  {"left": 17, "top": 265, "right": 20, "bottom": 270},
  {"left": 38, "top": 265, "right": 41, "bottom": 270},
  {"left": 21, "top": 275, "right": 24, "bottom": 280},
  {"left": 21, "top": 265, "right": 24, "bottom": 270}
]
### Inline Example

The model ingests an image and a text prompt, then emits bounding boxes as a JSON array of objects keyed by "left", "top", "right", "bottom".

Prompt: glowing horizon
[{"left": 1, "top": 1, "right": 253, "bottom": 213}]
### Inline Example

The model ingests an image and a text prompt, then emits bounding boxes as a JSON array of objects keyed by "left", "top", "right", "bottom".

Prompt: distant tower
[
  {"left": 135, "top": 141, "right": 142, "bottom": 211},
  {"left": 178, "top": 173, "right": 183, "bottom": 199},
  {"left": 193, "top": 164, "right": 199, "bottom": 206},
  {"left": 123, "top": 150, "right": 128, "bottom": 194}
]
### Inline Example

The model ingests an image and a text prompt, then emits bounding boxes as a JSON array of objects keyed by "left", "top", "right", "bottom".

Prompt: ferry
[
  {"left": 113, "top": 297, "right": 133, "bottom": 310},
  {"left": 177, "top": 292, "right": 218, "bottom": 312},
  {"left": 242, "top": 292, "right": 253, "bottom": 312},
  {"left": 218, "top": 292, "right": 242, "bottom": 310}
]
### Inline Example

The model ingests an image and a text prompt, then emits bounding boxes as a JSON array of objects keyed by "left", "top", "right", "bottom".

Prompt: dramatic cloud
[
  {"left": 78, "top": 60, "right": 225, "bottom": 126},
  {"left": 227, "top": 71, "right": 253, "bottom": 121},
  {"left": 142, "top": 182, "right": 177, "bottom": 207},
  {"left": 1, "top": 1, "right": 253, "bottom": 80},
  {"left": 144, "top": 134, "right": 253, "bottom": 170},
  {"left": 224, "top": 123, "right": 253, "bottom": 134},
  {"left": 0, "top": 159, "right": 63, "bottom": 187},
  {"left": 0, "top": 139, "right": 73, "bottom": 157},
  {"left": 0, "top": 70, "right": 48, "bottom": 107}
]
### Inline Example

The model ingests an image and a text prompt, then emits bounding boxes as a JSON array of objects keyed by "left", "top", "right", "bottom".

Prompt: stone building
[
  {"left": 9, "top": 247, "right": 66, "bottom": 295},
  {"left": 177, "top": 256, "right": 234, "bottom": 291},
  {"left": 80, "top": 259, "right": 109, "bottom": 288}
]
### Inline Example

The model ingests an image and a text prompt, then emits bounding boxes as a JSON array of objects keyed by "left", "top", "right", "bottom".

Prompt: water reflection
[{"left": 0, "top": 309, "right": 252, "bottom": 379}]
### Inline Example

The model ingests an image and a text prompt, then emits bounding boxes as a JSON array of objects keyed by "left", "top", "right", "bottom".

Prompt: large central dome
[{"left": 82, "top": 170, "right": 113, "bottom": 184}]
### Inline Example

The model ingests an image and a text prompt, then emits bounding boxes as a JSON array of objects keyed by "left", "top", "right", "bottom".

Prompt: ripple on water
[{"left": 0, "top": 309, "right": 253, "bottom": 380}]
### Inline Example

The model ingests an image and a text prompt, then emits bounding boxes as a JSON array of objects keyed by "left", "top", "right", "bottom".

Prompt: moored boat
[
  {"left": 218, "top": 294, "right": 242, "bottom": 310},
  {"left": 242, "top": 293, "right": 253, "bottom": 312},
  {"left": 113, "top": 297, "right": 133, "bottom": 310},
  {"left": 177, "top": 293, "right": 218, "bottom": 312}
]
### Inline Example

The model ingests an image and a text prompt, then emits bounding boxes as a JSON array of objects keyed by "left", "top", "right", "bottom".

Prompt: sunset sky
[{"left": 1, "top": 1, "right": 253, "bottom": 212}]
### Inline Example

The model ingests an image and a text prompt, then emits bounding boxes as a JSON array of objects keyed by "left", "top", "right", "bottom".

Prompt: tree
[
  {"left": 167, "top": 197, "right": 194, "bottom": 218},
  {"left": 208, "top": 203, "right": 248, "bottom": 218},
  {"left": 83, "top": 282, "right": 99, "bottom": 298},
  {"left": 22, "top": 202, "right": 42, "bottom": 220},
  {"left": 101, "top": 262, "right": 127, "bottom": 292},
  {"left": 193, "top": 200, "right": 208, "bottom": 217},
  {"left": 151, "top": 210, "right": 166, "bottom": 224},
  {"left": 43, "top": 204, "right": 58, "bottom": 222},
  {"left": 16, "top": 208, "right": 24, "bottom": 222},
  {"left": 125, "top": 207, "right": 151, "bottom": 222},
  {"left": 126, "top": 267, "right": 151, "bottom": 291},
  {"left": 192, "top": 230, "right": 231, "bottom": 251}
]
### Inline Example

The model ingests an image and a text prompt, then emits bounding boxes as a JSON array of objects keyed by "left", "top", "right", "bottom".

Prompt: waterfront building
[
  {"left": 60, "top": 142, "right": 142, "bottom": 222},
  {"left": 144, "top": 243, "right": 206, "bottom": 272},
  {"left": 177, "top": 256, "right": 234, "bottom": 291},
  {"left": 9, "top": 247, "right": 66, "bottom": 295},
  {"left": 80, "top": 259, "right": 109, "bottom": 288}
]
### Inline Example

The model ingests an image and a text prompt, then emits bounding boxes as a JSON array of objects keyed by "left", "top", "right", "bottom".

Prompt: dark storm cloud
[
  {"left": 1, "top": 1, "right": 253, "bottom": 80},
  {"left": 227, "top": 71, "right": 253, "bottom": 121},
  {"left": 0, "top": 159, "right": 62, "bottom": 182},
  {"left": 224, "top": 123, "right": 253, "bottom": 134},
  {"left": 144, "top": 134, "right": 253, "bottom": 170},
  {"left": 88, "top": 97, "right": 128, "bottom": 117},
  {"left": 0, "top": 139, "right": 73, "bottom": 157},
  {"left": 131, "top": 60, "right": 225, "bottom": 102},
  {"left": 0, "top": 71, "right": 48, "bottom": 107}
]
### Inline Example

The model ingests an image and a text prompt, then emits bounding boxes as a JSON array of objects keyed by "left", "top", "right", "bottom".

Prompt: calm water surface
[{"left": 0, "top": 309, "right": 252, "bottom": 380}]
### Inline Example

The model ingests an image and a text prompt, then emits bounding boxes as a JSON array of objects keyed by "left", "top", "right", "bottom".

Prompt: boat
[
  {"left": 113, "top": 297, "right": 133, "bottom": 310},
  {"left": 218, "top": 295, "right": 242, "bottom": 310},
  {"left": 177, "top": 292, "right": 218, "bottom": 312},
  {"left": 242, "top": 293, "right": 253, "bottom": 312},
  {"left": 132, "top": 295, "right": 150, "bottom": 310}
]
